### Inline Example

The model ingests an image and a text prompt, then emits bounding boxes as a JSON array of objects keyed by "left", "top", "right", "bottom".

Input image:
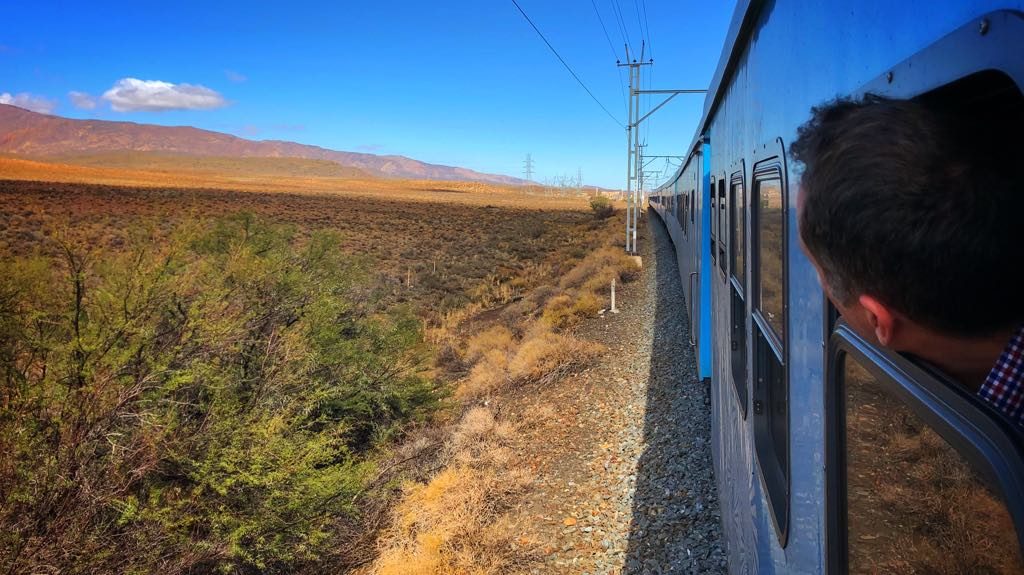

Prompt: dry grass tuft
[
  {"left": 456, "top": 323, "right": 602, "bottom": 401},
  {"left": 464, "top": 325, "right": 516, "bottom": 365},
  {"left": 508, "top": 324, "right": 602, "bottom": 385},
  {"left": 370, "top": 407, "right": 536, "bottom": 575}
]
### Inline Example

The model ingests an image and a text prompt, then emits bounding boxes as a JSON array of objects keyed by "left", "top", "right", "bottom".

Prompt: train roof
[{"left": 659, "top": 0, "right": 760, "bottom": 190}]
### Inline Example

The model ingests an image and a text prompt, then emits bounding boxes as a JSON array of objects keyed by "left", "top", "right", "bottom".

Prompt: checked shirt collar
[{"left": 978, "top": 324, "right": 1024, "bottom": 428}]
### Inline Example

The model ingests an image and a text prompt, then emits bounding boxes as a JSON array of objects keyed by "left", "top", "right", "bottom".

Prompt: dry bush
[
  {"left": 508, "top": 324, "right": 603, "bottom": 385},
  {"left": 540, "top": 292, "right": 603, "bottom": 329},
  {"left": 464, "top": 325, "right": 516, "bottom": 365},
  {"left": 540, "top": 294, "right": 577, "bottom": 329},
  {"left": 571, "top": 291, "right": 603, "bottom": 317},
  {"left": 521, "top": 284, "right": 559, "bottom": 314},
  {"left": 368, "top": 408, "right": 535, "bottom": 575},
  {"left": 457, "top": 322, "right": 603, "bottom": 401},
  {"left": 459, "top": 349, "right": 512, "bottom": 400},
  {"left": 558, "top": 246, "right": 640, "bottom": 292},
  {"left": 538, "top": 246, "right": 641, "bottom": 329}
]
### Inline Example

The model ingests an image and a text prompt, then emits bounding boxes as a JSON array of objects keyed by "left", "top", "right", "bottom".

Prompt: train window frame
[
  {"left": 752, "top": 160, "right": 786, "bottom": 348},
  {"left": 727, "top": 167, "right": 748, "bottom": 419},
  {"left": 823, "top": 10, "right": 1024, "bottom": 571},
  {"left": 826, "top": 321, "right": 1024, "bottom": 573},
  {"left": 717, "top": 180, "right": 727, "bottom": 276},
  {"left": 709, "top": 180, "right": 717, "bottom": 262},
  {"left": 690, "top": 185, "right": 695, "bottom": 225},
  {"left": 683, "top": 188, "right": 689, "bottom": 237},
  {"left": 750, "top": 140, "right": 790, "bottom": 546}
]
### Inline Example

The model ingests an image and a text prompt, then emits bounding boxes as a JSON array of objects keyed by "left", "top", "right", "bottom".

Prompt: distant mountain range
[{"left": 0, "top": 104, "right": 527, "bottom": 185}]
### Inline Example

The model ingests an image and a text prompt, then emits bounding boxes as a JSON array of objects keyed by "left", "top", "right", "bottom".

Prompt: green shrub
[
  {"left": 589, "top": 195, "right": 614, "bottom": 219},
  {"left": 0, "top": 214, "right": 440, "bottom": 574}
]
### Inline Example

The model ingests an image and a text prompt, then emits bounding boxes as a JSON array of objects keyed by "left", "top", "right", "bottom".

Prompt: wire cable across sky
[{"left": 511, "top": 0, "right": 624, "bottom": 129}]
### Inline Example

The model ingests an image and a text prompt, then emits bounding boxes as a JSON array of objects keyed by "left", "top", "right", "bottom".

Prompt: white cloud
[
  {"left": 0, "top": 92, "right": 56, "bottom": 114},
  {"left": 101, "top": 78, "right": 226, "bottom": 112},
  {"left": 68, "top": 90, "right": 97, "bottom": 110}
]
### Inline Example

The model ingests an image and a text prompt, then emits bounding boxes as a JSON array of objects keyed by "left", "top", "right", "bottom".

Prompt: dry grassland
[
  {"left": 0, "top": 174, "right": 606, "bottom": 317},
  {"left": 0, "top": 165, "right": 633, "bottom": 573},
  {"left": 0, "top": 156, "right": 585, "bottom": 209}
]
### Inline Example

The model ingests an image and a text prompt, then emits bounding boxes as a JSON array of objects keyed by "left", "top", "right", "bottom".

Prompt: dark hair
[{"left": 791, "top": 94, "right": 1024, "bottom": 337}]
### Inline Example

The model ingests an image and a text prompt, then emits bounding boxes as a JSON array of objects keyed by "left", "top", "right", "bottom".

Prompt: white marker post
[{"left": 611, "top": 278, "right": 619, "bottom": 314}]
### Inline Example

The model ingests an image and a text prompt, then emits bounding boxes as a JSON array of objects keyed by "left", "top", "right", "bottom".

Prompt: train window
[
  {"left": 730, "top": 287, "right": 747, "bottom": 418},
  {"left": 755, "top": 172, "right": 785, "bottom": 343},
  {"left": 751, "top": 160, "right": 788, "bottom": 543},
  {"left": 690, "top": 187, "right": 695, "bottom": 225},
  {"left": 730, "top": 179, "right": 745, "bottom": 280},
  {"left": 838, "top": 351, "right": 1024, "bottom": 574},
  {"left": 681, "top": 191, "right": 687, "bottom": 237},
  {"left": 717, "top": 180, "right": 727, "bottom": 274},
  {"left": 710, "top": 184, "right": 717, "bottom": 261},
  {"left": 729, "top": 173, "right": 747, "bottom": 417}
]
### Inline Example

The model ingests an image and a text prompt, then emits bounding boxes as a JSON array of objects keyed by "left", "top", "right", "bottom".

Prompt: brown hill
[
  {"left": 0, "top": 104, "right": 527, "bottom": 185},
  {"left": 43, "top": 151, "right": 372, "bottom": 179}
]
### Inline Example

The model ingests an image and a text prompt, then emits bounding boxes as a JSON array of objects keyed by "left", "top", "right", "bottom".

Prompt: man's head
[{"left": 791, "top": 94, "right": 1024, "bottom": 348}]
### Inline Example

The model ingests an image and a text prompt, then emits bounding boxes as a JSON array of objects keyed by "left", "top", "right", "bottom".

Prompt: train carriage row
[{"left": 647, "top": 2, "right": 1024, "bottom": 572}]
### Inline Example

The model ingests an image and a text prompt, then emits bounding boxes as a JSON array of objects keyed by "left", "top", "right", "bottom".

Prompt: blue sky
[{"left": 1, "top": 1, "right": 734, "bottom": 189}]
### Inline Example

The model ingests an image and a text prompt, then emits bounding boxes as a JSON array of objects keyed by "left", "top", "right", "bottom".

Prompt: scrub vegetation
[{"left": 0, "top": 176, "right": 634, "bottom": 574}]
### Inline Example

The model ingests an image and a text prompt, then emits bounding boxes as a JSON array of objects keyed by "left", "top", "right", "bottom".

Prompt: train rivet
[
  {"left": 886, "top": 71, "right": 893, "bottom": 83},
  {"left": 979, "top": 19, "right": 990, "bottom": 35}
]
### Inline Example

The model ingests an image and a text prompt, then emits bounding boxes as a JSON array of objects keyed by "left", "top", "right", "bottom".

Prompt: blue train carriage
[
  {"left": 648, "top": 140, "right": 714, "bottom": 382},
  {"left": 650, "top": 1, "right": 1024, "bottom": 572}
]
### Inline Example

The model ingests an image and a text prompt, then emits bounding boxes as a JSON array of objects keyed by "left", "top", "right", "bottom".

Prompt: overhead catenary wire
[
  {"left": 610, "top": 0, "right": 633, "bottom": 56},
  {"left": 590, "top": 0, "right": 621, "bottom": 61},
  {"left": 633, "top": 0, "right": 647, "bottom": 58},
  {"left": 640, "top": 0, "right": 653, "bottom": 59},
  {"left": 589, "top": 0, "right": 629, "bottom": 114},
  {"left": 511, "top": 0, "right": 624, "bottom": 128}
]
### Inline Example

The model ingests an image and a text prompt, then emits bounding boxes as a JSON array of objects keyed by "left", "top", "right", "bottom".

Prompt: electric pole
[
  {"left": 523, "top": 153, "right": 534, "bottom": 183},
  {"left": 617, "top": 46, "right": 706, "bottom": 254},
  {"left": 577, "top": 167, "right": 583, "bottom": 194},
  {"left": 618, "top": 45, "right": 651, "bottom": 254}
]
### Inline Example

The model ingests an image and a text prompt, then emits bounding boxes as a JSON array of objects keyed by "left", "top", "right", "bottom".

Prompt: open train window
[
  {"left": 751, "top": 155, "right": 789, "bottom": 544},
  {"left": 827, "top": 324, "right": 1024, "bottom": 574},
  {"left": 824, "top": 15, "right": 1024, "bottom": 567},
  {"left": 729, "top": 171, "right": 747, "bottom": 418},
  {"left": 717, "top": 179, "right": 727, "bottom": 275}
]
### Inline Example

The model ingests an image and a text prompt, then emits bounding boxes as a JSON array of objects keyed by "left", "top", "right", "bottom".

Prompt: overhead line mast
[{"left": 618, "top": 48, "right": 706, "bottom": 254}]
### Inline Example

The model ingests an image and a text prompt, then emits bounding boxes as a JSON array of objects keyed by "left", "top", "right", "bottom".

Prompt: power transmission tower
[
  {"left": 523, "top": 153, "right": 535, "bottom": 182},
  {"left": 577, "top": 167, "right": 583, "bottom": 194}
]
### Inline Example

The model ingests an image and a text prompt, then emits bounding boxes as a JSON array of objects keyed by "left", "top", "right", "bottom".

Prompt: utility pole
[
  {"left": 523, "top": 153, "right": 534, "bottom": 182},
  {"left": 616, "top": 45, "right": 706, "bottom": 253},
  {"left": 577, "top": 167, "right": 583, "bottom": 195},
  {"left": 638, "top": 142, "right": 647, "bottom": 202},
  {"left": 618, "top": 45, "right": 651, "bottom": 254}
]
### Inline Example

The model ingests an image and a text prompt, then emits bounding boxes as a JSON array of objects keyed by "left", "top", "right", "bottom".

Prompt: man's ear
[{"left": 858, "top": 294, "right": 897, "bottom": 346}]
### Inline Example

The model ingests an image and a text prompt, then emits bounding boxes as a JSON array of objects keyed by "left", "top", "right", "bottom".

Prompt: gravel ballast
[
  {"left": 507, "top": 213, "right": 725, "bottom": 574},
  {"left": 622, "top": 213, "right": 726, "bottom": 574}
]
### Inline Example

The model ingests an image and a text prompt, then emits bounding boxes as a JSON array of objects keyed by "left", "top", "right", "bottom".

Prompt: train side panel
[
  {"left": 651, "top": 1, "right": 1024, "bottom": 572},
  {"left": 705, "top": 1, "right": 1024, "bottom": 572}
]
